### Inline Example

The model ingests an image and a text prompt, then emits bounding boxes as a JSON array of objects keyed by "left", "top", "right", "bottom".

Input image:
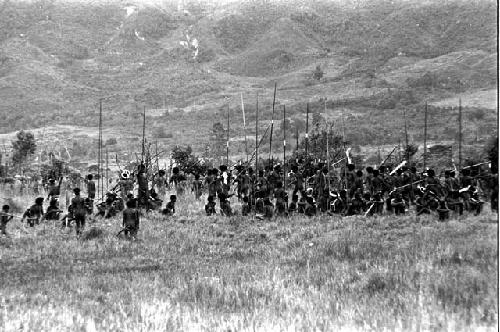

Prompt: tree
[
  {"left": 171, "top": 145, "right": 207, "bottom": 175},
  {"left": 12, "top": 130, "right": 36, "bottom": 166},
  {"left": 105, "top": 137, "right": 117, "bottom": 146},
  {"left": 154, "top": 127, "right": 172, "bottom": 139},
  {"left": 297, "top": 126, "right": 344, "bottom": 162}
]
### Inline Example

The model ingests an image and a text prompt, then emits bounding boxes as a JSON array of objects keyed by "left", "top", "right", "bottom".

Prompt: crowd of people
[{"left": 0, "top": 158, "right": 497, "bottom": 239}]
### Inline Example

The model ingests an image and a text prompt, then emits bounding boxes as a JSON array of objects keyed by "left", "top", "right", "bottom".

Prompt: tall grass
[{"left": 0, "top": 188, "right": 497, "bottom": 331}]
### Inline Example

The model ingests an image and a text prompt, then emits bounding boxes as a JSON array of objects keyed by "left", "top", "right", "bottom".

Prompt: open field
[{"left": 0, "top": 193, "right": 497, "bottom": 331}]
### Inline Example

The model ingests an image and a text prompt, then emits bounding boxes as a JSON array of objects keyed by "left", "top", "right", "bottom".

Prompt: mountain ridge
[{"left": 0, "top": 0, "right": 496, "bottom": 164}]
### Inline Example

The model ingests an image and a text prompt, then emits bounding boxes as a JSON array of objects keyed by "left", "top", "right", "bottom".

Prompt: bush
[
  {"left": 154, "top": 127, "right": 173, "bottom": 139},
  {"left": 105, "top": 138, "right": 117, "bottom": 146}
]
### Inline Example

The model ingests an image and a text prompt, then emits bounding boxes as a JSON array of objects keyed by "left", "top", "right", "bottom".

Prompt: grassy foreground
[{"left": 0, "top": 195, "right": 498, "bottom": 332}]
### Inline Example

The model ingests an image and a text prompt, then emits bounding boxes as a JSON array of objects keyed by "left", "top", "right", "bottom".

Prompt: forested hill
[{"left": 0, "top": 0, "right": 496, "bottom": 161}]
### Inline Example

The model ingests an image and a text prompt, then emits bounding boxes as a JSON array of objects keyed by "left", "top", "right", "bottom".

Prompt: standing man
[
  {"left": 154, "top": 169, "right": 168, "bottom": 201},
  {"left": 137, "top": 164, "right": 149, "bottom": 208},
  {"left": 71, "top": 188, "right": 87, "bottom": 235},
  {"left": 86, "top": 174, "right": 96, "bottom": 201}
]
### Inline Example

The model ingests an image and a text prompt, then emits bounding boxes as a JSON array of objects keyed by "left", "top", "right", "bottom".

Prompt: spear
[
  {"left": 141, "top": 106, "right": 146, "bottom": 163},
  {"left": 269, "top": 82, "right": 277, "bottom": 169},
  {"left": 305, "top": 102, "right": 309, "bottom": 158},
  {"left": 98, "top": 99, "right": 103, "bottom": 200},
  {"left": 463, "top": 161, "right": 489, "bottom": 170},
  {"left": 255, "top": 92, "right": 258, "bottom": 172},
  {"left": 341, "top": 107, "right": 347, "bottom": 189},
  {"left": 296, "top": 126, "right": 299, "bottom": 154},
  {"left": 241, "top": 93, "right": 248, "bottom": 164},
  {"left": 155, "top": 141, "right": 160, "bottom": 174},
  {"left": 97, "top": 99, "right": 101, "bottom": 201},
  {"left": 403, "top": 108, "right": 414, "bottom": 198},
  {"left": 105, "top": 147, "right": 109, "bottom": 191},
  {"left": 283, "top": 105, "right": 286, "bottom": 187},
  {"left": 458, "top": 98, "right": 462, "bottom": 171},
  {"left": 403, "top": 108, "right": 409, "bottom": 164},
  {"left": 380, "top": 146, "right": 398, "bottom": 167},
  {"left": 230, "top": 123, "right": 272, "bottom": 181},
  {"left": 226, "top": 104, "right": 230, "bottom": 165},
  {"left": 325, "top": 99, "right": 331, "bottom": 195},
  {"left": 423, "top": 102, "right": 428, "bottom": 170}
]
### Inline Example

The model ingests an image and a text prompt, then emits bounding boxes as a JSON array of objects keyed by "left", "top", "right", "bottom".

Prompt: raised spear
[
  {"left": 305, "top": 102, "right": 309, "bottom": 158},
  {"left": 255, "top": 92, "right": 258, "bottom": 172},
  {"left": 241, "top": 92, "right": 248, "bottom": 164},
  {"left": 423, "top": 102, "right": 428, "bottom": 170},
  {"left": 458, "top": 98, "right": 462, "bottom": 171},
  {"left": 283, "top": 105, "right": 286, "bottom": 187},
  {"left": 269, "top": 82, "right": 277, "bottom": 169},
  {"left": 226, "top": 104, "right": 230, "bottom": 165}
]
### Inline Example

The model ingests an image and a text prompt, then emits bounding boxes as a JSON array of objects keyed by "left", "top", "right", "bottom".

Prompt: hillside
[{"left": 0, "top": 0, "right": 497, "bottom": 166}]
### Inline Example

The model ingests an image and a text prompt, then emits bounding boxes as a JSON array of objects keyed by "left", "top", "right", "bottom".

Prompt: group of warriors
[{"left": 1, "top": 158, "right": 497, "bottom": 239}]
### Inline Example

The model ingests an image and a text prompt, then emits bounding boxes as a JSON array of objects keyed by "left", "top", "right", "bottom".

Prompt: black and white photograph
[{"left": 0, "top": 0, "right": 498, "bottom": 330}]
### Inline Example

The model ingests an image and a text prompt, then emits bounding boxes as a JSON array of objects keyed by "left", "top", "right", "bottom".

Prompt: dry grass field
[{"left": 0, "top": 192, "right": 497, "bottom": 332}]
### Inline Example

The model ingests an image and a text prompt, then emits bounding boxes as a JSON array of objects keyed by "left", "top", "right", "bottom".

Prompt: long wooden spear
[
  {"left": 458, "top": 98, "right": 462, "bottom": 171},
  {"left": 155, "top": 140, "right": 160, "bottom": 174},
  {"left": 341, "top": 107, "right": 347, "bottom": 189},
  {"left": 404, "top": 108, "right": 409, "bottom": 164},
  {"left": 141, "top": 106, "right": 146, "bottom": 163},
  {"left": 283, "top": 105, "right": 286, "bottom": 187},
  {"left": 296, "top": 127, "right": 299, "bottom": 154},
  {"left": 269, "top": 82, "right": 277, "bottom": 169},
  {"left": 255, "top": 92, "right": 258, "bottom": 172},
  {"left": 105, "top": 147, "right": 109, "bottom": 191},
  {"left": 226, "top": 104, "right": 230, "bottom": 165},
  {"left": 423, "top": 102, "right": 428, "bottom": 170},
  {"left": 97, "top": 99, "right": 101, "bottom": 200},
  {"left": 305, "top": 102, "right": 309, "bottom": 158},
  {"left": 324, "top": 99, "right": 331, "bottom": 194},
  {"left": 241, "top": 93, "right": 248, "bottom": 164}
]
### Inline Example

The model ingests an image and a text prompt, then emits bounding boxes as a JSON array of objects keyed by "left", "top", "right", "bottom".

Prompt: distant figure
[
  {"left": 86, "top": 174, "right": 96, "bottom": 201},
  {"left": 192, "top": 173, "right": 203, "bottom": 200},
  {"left": 241, "top": 196, "right": 251, "bottom": 216},
  {"left": 437, "top": 200, "right": 450, "bottom": 221},
  {"left": 122, "top": 199, "right": 140, "bottom": 240},
  {"left": 288, "top": 194, "right": 298, "bottom": 215},
  {"left": 218, "top": 192, "right": 233, "bottom": 216},
  {"left": 118, "top": 170, "right": 134, "bottom": 202},
  {"left": 162, "top": 195, "right": 177, "bottom": 216},
  {"left": 273, "top": 181, "right": 287, "bottom": 217},
  {"left": 1, "top": 205, "right": 13, "bottom": 236},
  {"left": 137, "top": 164, "right": 149, "bottom": 208},
  {"left": 148, "top": 190, "right": 163, "bottom": 210},
  {"left": 154, "top": 170, "right": 168, "bottom": 200},
  {"left": 304, "top": 196, "right": 317, "bottom": 217},
  {"left": 263, "top": 197, "right": 274, "bottom": 219},
  {"left": 47, "top": 177, "right": 63, "bottom": 201},
  {"left": 170, "top": 167, "right": 186, "bottom": 196},
  {"left": 71, "top": 188, "right": 87, "bottom": 235},
  {"left": 22, "top": 197, "right": 45, "bottom": 227},
  {"left": 45, "top": 197, "right": 63, "bottom": 220},
  {"left": 205, "top": 195, "right": 216, "bottom": 216},
  {"left": 390, "top": 192, "right": 406, "bottom": 215}
]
